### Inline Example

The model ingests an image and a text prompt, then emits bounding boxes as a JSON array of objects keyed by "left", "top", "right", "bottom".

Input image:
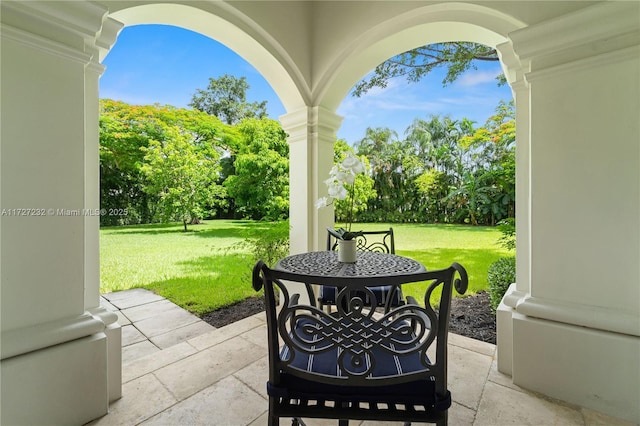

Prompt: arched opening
[
  {"left": 106, "top": 3, "right": 306, "bottom": 113},
  {"left": 97, "top": 14, "right": 297, "bottom": 354},
  {"left": 315, "top": 3, "right": 523, "bottom": 345}
]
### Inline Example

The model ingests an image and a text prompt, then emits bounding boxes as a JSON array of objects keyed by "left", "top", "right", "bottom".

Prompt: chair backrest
[
  {"left": 252, "top": 260, "right": 468, "bottom": 396},
  {"left": 327, "top": 227, "right": 395, "bottom": 254}
]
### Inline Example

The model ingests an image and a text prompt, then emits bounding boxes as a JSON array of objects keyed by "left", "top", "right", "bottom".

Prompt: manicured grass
[
  {"left": 100, "top": 220, "right": 265, "bottom": 314},
  {"left": 100, "top": 220, "right": 510, "bottom": 315},
  {"left": 352, "top": 223, "right": 511, "bottom": 303}
]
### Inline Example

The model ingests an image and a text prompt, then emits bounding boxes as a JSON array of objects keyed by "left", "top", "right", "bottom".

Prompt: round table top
[{"left": 274, "top": 251, "right": 426, "bottom": 282}]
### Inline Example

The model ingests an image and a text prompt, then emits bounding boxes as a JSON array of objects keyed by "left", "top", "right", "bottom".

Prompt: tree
[
  {"left": 352, "top": 42, "right": 502, "bottom": 97},
  {"left": 99, "top": 100, "right": 234, "bottom": 226},
  {"left": 190, "top": 74, "right": 267, "bottom": 125},
  {"left": 459, "top": 100, "right": 516, "bottom": 221},
  {"left": 141, "top": 126, "right": 225, "bottom": 231},
  {"left": 99, "top": 101, "right": 156, "bottom": 225},
  {"left": 224, "top": 118, "right": 290, "bottom": 220}
]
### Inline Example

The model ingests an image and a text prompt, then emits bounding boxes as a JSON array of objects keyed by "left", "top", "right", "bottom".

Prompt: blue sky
[{"left": 100, "top": 24, "right": 513, "bottom": 145}]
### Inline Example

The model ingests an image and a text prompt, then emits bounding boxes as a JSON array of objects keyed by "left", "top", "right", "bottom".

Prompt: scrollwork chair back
[{"left": 252, "top": 260, "right": 468, "bottom": 426}]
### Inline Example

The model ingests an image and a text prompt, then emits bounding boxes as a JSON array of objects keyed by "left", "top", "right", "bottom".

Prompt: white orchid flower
[
  {"left": 335, "top": 171, "right": 352, "bottom": 185},
  {"left": 342, "top": 153, "right": 365, "bottom": 174},
  {"left": 315, "top": 197, "right": 329, "bottom": 209},
  {"left": 316, "top": 150, "right": 367, "bottom": 236},
  {"left": 328, "top": 182, "right": 348, "bottom": 200}
]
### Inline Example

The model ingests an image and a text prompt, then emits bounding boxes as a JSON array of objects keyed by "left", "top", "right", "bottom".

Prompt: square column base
[
  {"left": 1, "top": 334, "right": 109, "bottom": 425},
  {"left": 512, "top": 312, "right": 640, "bottom": 423}
]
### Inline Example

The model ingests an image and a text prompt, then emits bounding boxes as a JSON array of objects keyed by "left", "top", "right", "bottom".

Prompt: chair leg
[
  {"left": 268, "top": 413, "right": 279, "bottom": 426},
  {"left": 338, "top": 420, "right": 348, "bottom": 426},
  {"left": 435, "top": 410, "right": 448, "bottom": 426},
  {"left": 268, "top": 400, "right": 279, "bottom": 426}
]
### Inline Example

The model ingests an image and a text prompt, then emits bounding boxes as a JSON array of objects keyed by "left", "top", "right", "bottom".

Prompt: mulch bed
[{"left": 201, "top": 291, "right": 496, "bottom": 344}]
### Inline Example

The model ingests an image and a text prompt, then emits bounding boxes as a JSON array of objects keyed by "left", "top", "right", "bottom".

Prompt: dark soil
[
  {"left": 446, "top": 291, "right": 496, "bottom": 344},
  {"left": 201, "top": 291, "right": 496, "bottom": 344}
]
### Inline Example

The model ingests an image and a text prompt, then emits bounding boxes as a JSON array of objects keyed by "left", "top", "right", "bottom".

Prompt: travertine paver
[
  {"left": 141, "top": 375, "right": 267, "bottom": 425},
  {"left": 149, "top": 321, "right": 215, "bottom": 349},
  {"left": 88, "top": 374, "right": 177, "bottom": 425},
  {"left": 449, "top": 332, "right": 496, "bottom": 357},
  {"left": 103, "top": 288, "right": 164, "bottom": 310},
  {"left": 122, "top": 342, "right": 198, "bottom": 384},
  {"left": 120, "top": 299, "right": 177, "bottom": 322},
  {"left": 122, "top": 340, "right": 160, "bottom": 364},
  {"left": 153, "top": 335, "right": 264, "bottom": 401},
  {"left": 120, "top": 324, "right": 147, "bottom": 347},
  {"left": 187, "top": 314, "right": 264, "bottom": 351},
  {"left": 448, "top": 344, "right": 494, "bottom": 410},
  {"left": 233, "top": 356, "right": 269, "bottom": 396},
  {"left": 237, "top": 322, "right": 268, "bottom": 349},
  {"left": 474, "top": 381, "right": 584, "bottom": 426},
  {"left": 133, "top": 307, "right": 202, "bottom": 337}
]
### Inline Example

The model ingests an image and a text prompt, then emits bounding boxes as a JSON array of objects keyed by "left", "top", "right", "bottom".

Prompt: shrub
[
  {"left": 487, "top": 256, "right": 516, "bottom": 312},
  {"left": 497, "top": 218, "right": 516, "bottom": 251},
  {"left": 237, "top": 220, "right": 290, "bottom": 267}
]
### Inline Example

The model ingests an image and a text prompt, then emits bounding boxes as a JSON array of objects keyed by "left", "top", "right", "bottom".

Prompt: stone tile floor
[{"left": 90, "top": 288, "right": 635, "bottom": 425}]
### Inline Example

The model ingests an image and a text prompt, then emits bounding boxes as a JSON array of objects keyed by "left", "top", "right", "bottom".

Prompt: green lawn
[{"left": 100, "top": 220, "right": 510, "bottom": 315}]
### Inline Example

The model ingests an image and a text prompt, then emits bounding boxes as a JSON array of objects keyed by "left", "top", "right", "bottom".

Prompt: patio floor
[{"left": 91, "top": 288, "right": 633, "bottom": 426}]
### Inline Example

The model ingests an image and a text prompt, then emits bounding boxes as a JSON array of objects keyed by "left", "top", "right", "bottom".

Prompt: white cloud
[{"left": 455, "top": 69, "right": 502, "bottom": 87}]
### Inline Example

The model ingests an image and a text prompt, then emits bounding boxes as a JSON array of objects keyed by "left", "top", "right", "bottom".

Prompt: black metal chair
[
  {"left": 319, "top": 228, "right": 403, "bottom": 312},
  {"left": 252, "top": 259, "right": 468, "bottom": 426}
]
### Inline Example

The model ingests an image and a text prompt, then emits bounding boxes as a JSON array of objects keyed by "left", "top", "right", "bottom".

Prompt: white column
[
  {"left": 280, "top": 106, "right": 343, "bottom": 254},
  {"left": 494, "top": 39, "right": 530, "bottom": 377},
  {"left": 278, "top": 107, "right": 342, "bottom": 306},
  {"left": 507, "top": 2, "right": 640, "bottom": 422},
  {"left": 85, "top": 15, "right": 124, "bottom": 404},
  {"left": 0, "top": 2, "right": 120, "bottom": 423}
]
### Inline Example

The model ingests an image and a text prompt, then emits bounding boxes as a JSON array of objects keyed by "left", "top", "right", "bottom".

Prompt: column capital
[
  {"left": 1, "top": 1, "right": 122, "bottom": 69},
  {"left": 509, "top": 1, "right": 640, "bottom": 72},
  {"left": 279, "top": 106, "right": 343, "bottom": 144}
]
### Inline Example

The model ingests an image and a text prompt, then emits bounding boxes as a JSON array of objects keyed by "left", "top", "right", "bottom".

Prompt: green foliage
[
  {"left": 352, "top": 102, "right": 515, "bottom": 226},
  {"left": 190, "top": 74, "right": 267, "bottom": 125},
  {"left": 236, "top": 220, "right": 290, "bottom": 268},
  {"left": 224, "top": 118, "right": 290, "bottom": 220},
  {"left": 141, "top": 128, "right": 226, "bottom": 231},
  {"left": 352, "top": 42, "right": 502, "bottom": 97},
  {"left": 99, "top": 100, "right": 234, "bottom": 226},
  {"left": 487, "top": 256, "right": 516, "bottom": 312},
  {"left": 100, "top": 87, "right": 515, "bottom": 228},
  {"left": 497, "top": 218, "right": 516, "bottom": 251}
]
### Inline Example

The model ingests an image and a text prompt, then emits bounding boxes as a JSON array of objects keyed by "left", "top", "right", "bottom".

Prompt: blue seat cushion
[{"left": 269, "top": 318, "right": 450, "bottom": 411}]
